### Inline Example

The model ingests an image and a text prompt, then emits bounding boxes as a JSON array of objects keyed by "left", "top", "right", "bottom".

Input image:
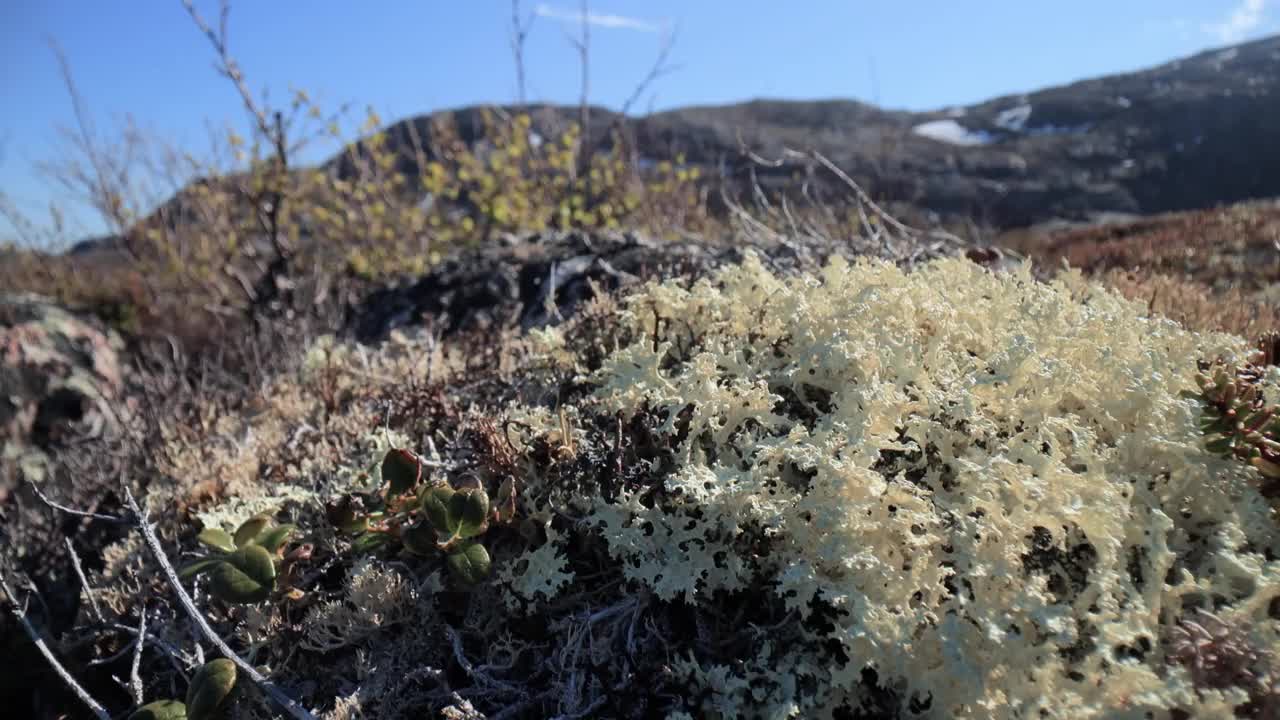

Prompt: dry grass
[{"left": 1001, "top": 199, "right": 1280, "bottom": 339}]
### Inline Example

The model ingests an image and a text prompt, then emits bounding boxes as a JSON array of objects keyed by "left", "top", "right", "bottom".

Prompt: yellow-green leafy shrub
[
  {"left": 303, "top": 106, "right": 709, "bottom": 280},
  {"left": 416, "top": 110, "right": 705, "bottom": 238},
  {"left": 507, "top": 252, "right": 1280, "bottom": 718},
  {"left": 4, "top": 102, "right": 711, "bottom": 350}
]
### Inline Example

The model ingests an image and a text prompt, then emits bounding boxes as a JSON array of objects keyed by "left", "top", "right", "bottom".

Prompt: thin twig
[
  {"left": 129, "top": 606, "right": 147, "bottom": 706},
  {"left": 65, "top": 537, "right": 106, "bottom": 623},
  {"left": 443, "top": 624, "right": 523, "bottom": 696},
  {"left": 89, "top": 637, "right": 139, "bottom": 667},
  {"left": 105, "top": 622, "right": 194, "bottom": 678},
  {"left": 807, "top": 150, "right": 967, "bottom": 247},
  {"left": 45, "top": 39, "right": 136, "bottom": 240},
  {"left": 0, "top": 575, "right": 110, "bottom": 719},
  {"left": 552, "top": 695, "right": 607, "bottom": 720},
  {"left": 187, "top": 579, "right": 206, "bottom": 667},
  {"left": 124, "top": 488, "right": 317, "bottom": 720},
  {"left": 616, "top": 26, "right": 680, "bottom": 117},
  {"left": 510, "top": 0, "right": 536, "bottom": 105},
  {"left": 179, "top": 0, "right": 268, "bottom": 135},
  {"left": 28, "top": 481, "right": 126, "bottom": 524}
]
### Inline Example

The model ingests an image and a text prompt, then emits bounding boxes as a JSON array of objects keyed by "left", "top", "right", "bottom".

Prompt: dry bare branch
[
  {"left": 510, "top": 0, "right": 537, "bottom": 104},
  {"left": 617, "top": 26, "right": 680, "bottom": 117},
  {"left": 806, "top": 150, "right": 967, "bottom": 247},
  {"left": 124, "top": 488, "right": 318, "bottom": 720},
  {"left": 27, "top": 481, "right": 127, "bottom": 524},
  {"left": 65, "top": 537, "right": 105, "bottom": 623},
  {"left": 179, "top": 0, "right": 270, "bottom": 136},
  {"left": 129, "top": 606, "right": 147, "bottom": 706},
  {"left": 443, "top": 624, "right": 525, "bottom": 698},
  {"left": 179, "top": 0, "right": 296, "bottom": 322},
  {"left": 0, "top": 574, "right": 110, "bottom": 720},
  {"left": 46, "top": 39, "right": 134, "bottom": 236}
]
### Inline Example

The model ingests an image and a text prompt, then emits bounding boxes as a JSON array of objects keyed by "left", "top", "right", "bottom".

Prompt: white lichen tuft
[
  {"left": 302, "top": 558, "right": 419, "bottom": 652},
  {"left": 322, "top": 693, "right": 365, "bottom": 720},
  {"left": 509, "top": 251, "right": 1280, "bottom": 718},
  {"left": 194, "top": 484, "right": 317, "bottom": 533},
  {"left": 498, "top": 518, "right": 575, "bottom": 609}
]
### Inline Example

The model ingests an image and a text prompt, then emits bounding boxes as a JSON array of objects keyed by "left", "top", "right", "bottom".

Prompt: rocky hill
[
  {"left": 360, "top": 33, "right": 1280, "bottom": 230},
  {"left": 70, "top": 33, "right": 1280, "bottom": 259}
]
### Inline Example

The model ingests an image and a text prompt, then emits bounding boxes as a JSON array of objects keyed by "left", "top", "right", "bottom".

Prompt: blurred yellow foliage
[{"left": 2, "top": 101, "right": 712, "bottom": 344}]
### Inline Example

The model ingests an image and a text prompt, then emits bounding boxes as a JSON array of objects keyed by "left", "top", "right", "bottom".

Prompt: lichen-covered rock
[
  {"left": 349, "top": 230, "right": 744, "bottom": 343},
  {"left": 348, "top": 228, "right": 969, "bottom": 343},
  {"left": 0, "top": 293, "right": 128, "bottom": 498}
]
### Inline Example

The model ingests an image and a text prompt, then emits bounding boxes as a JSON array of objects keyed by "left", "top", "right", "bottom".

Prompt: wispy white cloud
[
  {"left": 1204, "top": 0, "right": 1269, "bottom": 43},
  {"left": 534, "top": 3, "right": 662, "bottom": 33}
]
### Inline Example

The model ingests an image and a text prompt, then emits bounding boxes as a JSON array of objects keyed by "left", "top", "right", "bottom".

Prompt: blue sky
[{"left": 2, "top": 0, "right": 1277, "bottom": 241}]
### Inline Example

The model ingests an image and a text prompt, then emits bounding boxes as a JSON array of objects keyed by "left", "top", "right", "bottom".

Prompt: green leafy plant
[
  {"left": 181, "top": 514, "right": 296, "bottom": 604},
  {"left": 185, "top": 658, "right": 238, "bottom": 720},
  {"left": 128, "top": 658, "right": 237, "bottom": 720},
  {"left": 1184, "top": 353, "right": 1280, "bottom": 499},
  {"left": 130, "top": 700, "right": 188, "bottom": 720},
  {"left": 333, "top": 446, "right": 518, "bottom": 585}
]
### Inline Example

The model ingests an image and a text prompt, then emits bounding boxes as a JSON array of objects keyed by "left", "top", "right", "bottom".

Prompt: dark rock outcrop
[
  {"left": 350, "top": 231, "right": 741, "bottom": 342},
  {"left": 348, "top": 225, "right": 984, "bottom": 343}
]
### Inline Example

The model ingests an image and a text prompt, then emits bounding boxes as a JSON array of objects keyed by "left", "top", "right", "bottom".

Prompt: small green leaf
[
  {"left": 401, "top": 521, "right": 438, "bottom": 556},
  {"left": 382, "top": 448, "right": 421, "bottom": 496},
  {"left": 129, "top": 700, "right": 188, "bottom": 720},
  {"left": 233, "top": 515, "right": 272, "bottom": 548},
  {"left": 254, "top": 524, "right": 296, "bottom": 554},
  {"left": 196, "top": 528, "right": 236, "bottom": 553},
  {"left": 326, "top": 494, "right": 369, "bottom": 533},
  {"left": 493, "top": 477, "right": 517, "bottom": 524},
  {"left": 1200, "top": 417, "right": 1228, "bottom": 433},
  {"left": 1205, "top": 435, "right": 1236, "bottom": 455},
  {"left": 1243, "top": 410, "right": 1272, "bottom": 428},
  {"left": 450, "top": 488, "right": 490, "bottom": 539},
  {"left": 446, "top": 542, "right": 491, "bottom": 585},
  {"left": 341, "top": 515, "right": 370, "bottom": 533},
  {"left": 420, "top": 485, "right": 455, "bottom": 535},
  {"left": 351, "top": 532, "right": 393, "bottom": 554},
  {"left": 209, "top": 545, "right": 276, "bottom": 604},
  {"left": 179, "top": 558, "right": 225, "bottom": 581},
  {"left": 186, "top": 658, "right": 236, "bottom": 720}
]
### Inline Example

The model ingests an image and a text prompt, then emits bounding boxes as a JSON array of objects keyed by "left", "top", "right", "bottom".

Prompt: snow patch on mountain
[
  {"left": 995, "top": 104, "right": 1032, "bottom": 132},
  {"left": 911, "top": 119, "right": 993, "bottom": 146}
]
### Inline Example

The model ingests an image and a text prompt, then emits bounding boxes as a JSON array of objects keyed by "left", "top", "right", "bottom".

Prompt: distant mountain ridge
[
  {"left": 628, "top": 33, "right": 1280, "bottom": 227},
  {"left": 79, "top": 33, "right": 1280, "bottom": 255}
]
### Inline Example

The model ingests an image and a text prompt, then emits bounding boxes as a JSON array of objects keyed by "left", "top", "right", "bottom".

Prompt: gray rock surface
[{"left": 1, "top": 294, "right": 129, "bottom": 499}]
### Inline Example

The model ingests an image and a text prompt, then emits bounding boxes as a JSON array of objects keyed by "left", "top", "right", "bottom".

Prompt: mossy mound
[
  {"left": 511, "top": 251, "right": 1279, "bottom": 717},
  {"left": 81, "top": 252, "right": 1280, "bottom": 718}
]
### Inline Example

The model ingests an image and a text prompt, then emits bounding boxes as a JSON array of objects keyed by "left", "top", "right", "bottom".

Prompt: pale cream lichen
[
  {"left": 508, "top": 251, "right": 1280, "bottom": 717},
  {"left": 301, "top": 558, "right": 419, "bottom": 652},
  {"left": 155, "top": 249, "right": 1280, "bottom": 718},
  {"left": 193, "top": 484, "right": 317, "bottom": 532},
  {"left": 497, "top": 517, "right": 575, "bottom": 608}
]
